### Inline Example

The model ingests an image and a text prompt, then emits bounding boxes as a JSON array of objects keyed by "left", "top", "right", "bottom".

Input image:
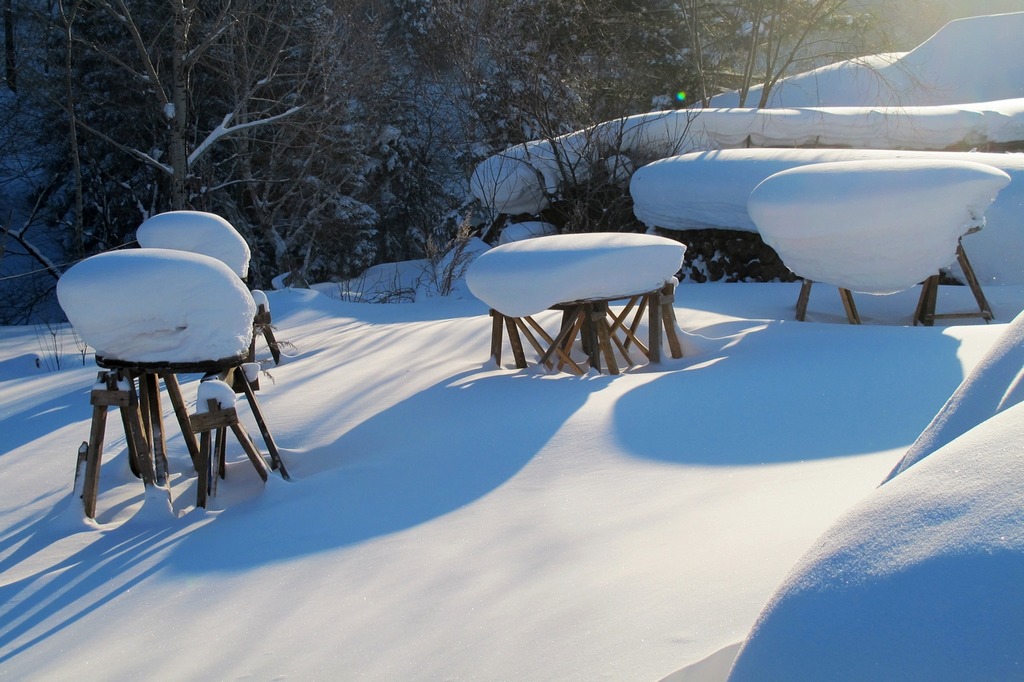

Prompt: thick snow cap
[
  {"left": 136, "top": 210, "right": 251, "bottom": 279},
  {"left": 747, "top": 159, "right": 1010, "bottom": 294},
  {"left": 466, "top": 232, "right": 684, "bottom": 318},
  {"left": 57, "top": 248, "right": 256, "bottom": 364}
]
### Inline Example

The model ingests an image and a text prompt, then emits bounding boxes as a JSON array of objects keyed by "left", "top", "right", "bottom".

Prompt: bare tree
[{"left": 68, "top": 0, "right": 303, "bottom": 210}]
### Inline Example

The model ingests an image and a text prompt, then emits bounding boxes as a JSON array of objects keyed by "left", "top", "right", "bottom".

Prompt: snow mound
[
  {"left": 884, "top": 307, "right": 1024, "bottom": 482},
  {"left": 136, "top": 210, "right": 251, "bottom": 278},
  {"left": 57, "top": 249, "right": 256, "bottom": 364},
  {"left": 711, "top": 12, "right": 1024, "bottom": 108},
  {"left": 465, "top": 233, "right": 684, "bottom": 317},
  {"left": 727, "top": 399, "right": 1024, "bottom": 679},
  {"left": 498, "top": 221, "right": 559, "bottom": 245},
  {"left": 746, "top": 159, "right": 1010, "bottom": 294}
]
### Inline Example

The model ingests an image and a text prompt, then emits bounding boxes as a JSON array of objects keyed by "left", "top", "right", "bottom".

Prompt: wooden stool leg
[
  {"left": 796, "top": 280, "right": 813, "bottom": 321},
  {"left": 957, "top": 242, "right": 993, "bottom": 321},
  {"left": 82, "top": 402, "right": 109, "bottom": 519},
  {"left": 839, "top": 288, "right": 861, "bottom": 325},
  {"left": 660, "top": 283, "right": 683, "bottom": 359},
  {"left": 196, "top": 429, "right": 211, "bottom": 508},
  {"left": 162, "top": 372, "right": 201, "bottom": 471},
  {"left": 230, "top": 422, "right": 271, "bottom": 481},
  {"left": 489, "top": 309, "right": 504, "bottom": 367},
  {"left": 583, "top": 303, "right": 602, "bottom": 372},
  {"left": 263, "top": 325, "right": 281, "bottom": 365},
  {"left": 917, "top": 272, "right": 937, "bottom": 325},
  {"left": 504, "top": 316, "right": 528, "bottom": 369},
  {"left": 142, "top": 372, "right": 169, "bottom": 486},
  {"left": 117, "top": 372, "right": 157, "bottom": 487},
  {"left": 592, "top": 302, "right": 619, "bottom": 375},
  {"left": 236, "top": 368, "right": 289, "bottom": 479},
  {"left": 914, "top": 275, "right": 939, "bottom": 326},
  {"left": 648, "top": 292, "right": 663, "bottom": 363}
]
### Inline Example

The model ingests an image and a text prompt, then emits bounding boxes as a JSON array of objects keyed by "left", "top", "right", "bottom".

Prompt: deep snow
[{"left": 3, "top": 279, "right": 1024, "bottom": 680}]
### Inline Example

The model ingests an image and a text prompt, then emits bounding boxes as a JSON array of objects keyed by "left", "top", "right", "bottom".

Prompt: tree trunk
[
  {"left": 4, "top": 0, "right": 15, "bottom": 91},
  {"left": 169, "top": 4, "right": 190, "bottom": 209}
]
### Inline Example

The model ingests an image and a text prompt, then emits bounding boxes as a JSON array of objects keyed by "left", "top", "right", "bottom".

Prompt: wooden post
[
  {"left": 795, "top": 280, "right": 813, "bottom": 321},
  {"left": 592, "top": 301, "right": 619, "bottom": 375},
  {"left": 914, "top": 275, "right": 939, "bottom": 326},
  {"left": 660, "top": 283, "right": 684, "bottom": 359},
  {"left": 235, "top": 367, "right": 289, "bottom": 479},
  {"left": 141, "top": 372, "right": 169, "bottom": 486},
  {"left": 504, "top": 316, "right": 528, "bottom": 369},
  {"left": 648, "top": 291, "right": 663, "bottom": 364},
  {"left": 162, "top": 372, "right": 201, "bottom": 471},
  {"left": 489, "top": 309, "right": 504, "bottom": 367},
  {"left": 839, "top": 288, "right": 861, "bottom": 325},
  {"left": 956, "top": 242, "right": 993, "bottom": 321}
]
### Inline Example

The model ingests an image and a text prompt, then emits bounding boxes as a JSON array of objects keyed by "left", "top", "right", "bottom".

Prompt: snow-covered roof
[{"left": 56, "top": 248, "right": 256, "bottom": 364}]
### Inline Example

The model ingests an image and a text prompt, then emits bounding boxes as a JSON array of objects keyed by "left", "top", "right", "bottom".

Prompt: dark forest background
[{"left": 0, "top": 0, "right": 998, "bottom": 322}]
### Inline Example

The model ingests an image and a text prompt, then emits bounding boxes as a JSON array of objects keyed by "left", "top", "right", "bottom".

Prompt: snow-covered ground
[
  {"left": 5, "top": 8, "right": 1024, "bottom": 679},
  {"left": 3, "top": 277, "right": 1024, "bottom": 680}
]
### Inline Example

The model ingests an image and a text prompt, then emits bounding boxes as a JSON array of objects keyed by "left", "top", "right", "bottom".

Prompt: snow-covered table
[
  {"left": 57, "top": 249, "right": 287, "bottom": 517},
  {"left": 746, "top": 159, "right": 1011, "bottom": 324},
  {"left": 466, "top": 233, "right": 686, "bottom": 374}
]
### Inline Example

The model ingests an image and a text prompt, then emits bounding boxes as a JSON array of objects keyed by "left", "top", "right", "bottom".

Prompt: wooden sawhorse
[
  {"left": 489, "top": 282, "right": 683, "bottom": 375},
  {"left": 794, "top": 241, "right": 992, "bottom": 326},
  {"left": 76, "top": 357, "right": 288, "bottom": 518}
]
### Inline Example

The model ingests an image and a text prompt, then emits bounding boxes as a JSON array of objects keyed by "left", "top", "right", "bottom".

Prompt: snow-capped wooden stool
[
  {"left": 188, "top": 375, "right": 278, "bottom": 508},
  {"left": 467, "top": 233, "right": 686, "bottom": 375},
  {"left": 747, "top": 159, "right": 1010, "bottom": 325}
]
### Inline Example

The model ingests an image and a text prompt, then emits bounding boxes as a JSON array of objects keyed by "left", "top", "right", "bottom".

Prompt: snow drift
[{"left": 726, "top": 309, "right": 1024, "bottom": 682}]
